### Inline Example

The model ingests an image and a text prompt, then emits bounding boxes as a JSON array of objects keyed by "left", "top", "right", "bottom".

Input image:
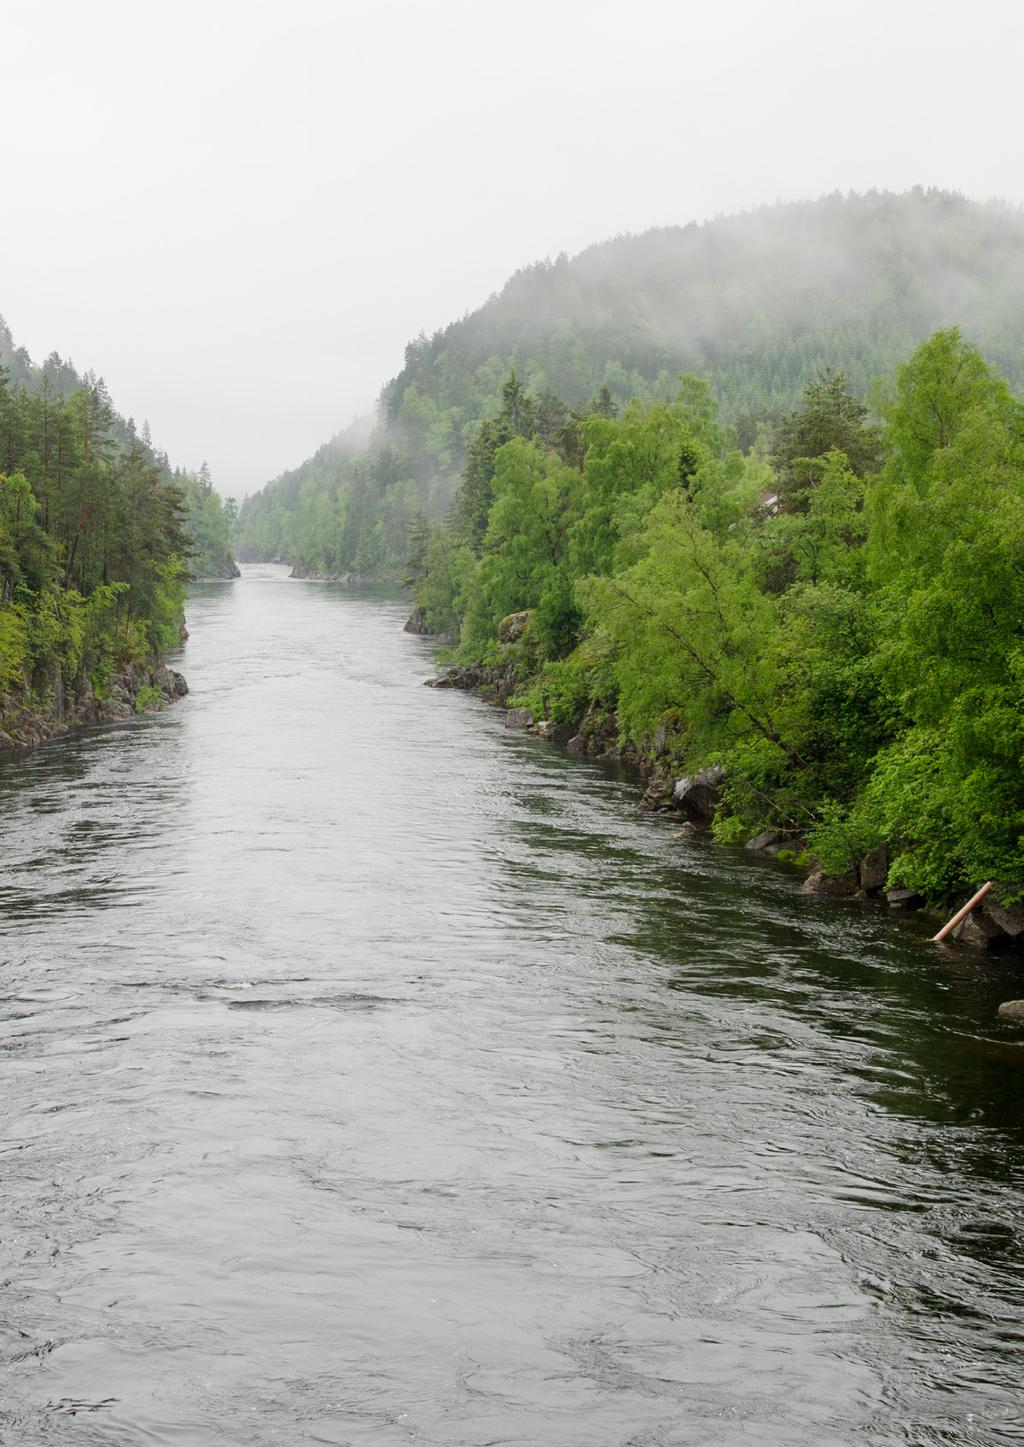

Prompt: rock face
[
  {"left": 885, "top": 887, "right": 922, "bottom": 909},
  {"left": 982, "top": 897, "right": 1024, "bottom": 937},
  {"left": 289, "top": 562, "right": 369, "bottom": 583},
  {"left": 0, "top": 661, "right": 188, "bottom": 754},
  {"left": 403, "top": 606, "right": 431, "bottom": 635},
  {"left": 956, "top": 910, "right": 1006, "bottom": 949},
  {"left": 497, "top": 611, "right": 532, "bottom": 644},
  {"left": 566, "top": 707, "right": 622, "bottom": 761},
  {"left": 425, "top": 666, "right": 488, "bottom": 690},
  {"left": 859, "top": 846, "right": 889, "bottom": 893},
  {"left": 672, "top": 765, "right": 725, "bottom": 823}
]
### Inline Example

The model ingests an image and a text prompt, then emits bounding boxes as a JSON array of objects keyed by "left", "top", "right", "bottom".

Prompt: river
[{"left": 1, "top": 564, "right": 1022, "bottom": 1446}]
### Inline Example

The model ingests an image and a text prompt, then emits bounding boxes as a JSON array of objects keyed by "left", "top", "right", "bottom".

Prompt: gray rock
[
  {"left": 997, "top": 999, "right": 1024, "bottom": 1022},
  {"left": 403, "top": 607, "right": 431, "bottom": 635},
  {"left": 425, "top": 667, "right": 485, "bottom": 690},
  {"left": 746, "top": 831, "right": 787, "bottom": 853},
  {"left": 99, "top": 700, "right": 133, "bottom": 722},
  {"left": 956, "top": 911, "right": 1006, "bottom": 949},
  {"left": 672, "top": 765, "right": 725, "bottom": 823},
  {"left": 859, "top": 845, "right": 889, "bottom": 893},
  {"left": 982, "top": 896, "right": 1024, "bottom": 936},
  {"left": 505, "top": 708, "right": 534, "bottom": 729},
  {"left": 497, "top": 610, "right": 531, "bottom": 644},
  {"left": 801, "top": 869, "right": 860, "bottom": 897},
  {"left": 885, "top": 888, "right": 922, "bottom": 909}
]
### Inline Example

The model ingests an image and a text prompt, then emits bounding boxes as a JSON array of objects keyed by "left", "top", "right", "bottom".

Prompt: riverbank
[
  {"left": 424, "top": 655, "right": 1024, "bottom": 956},
  {"left": 289, "top": 562, "right": 375, "bottom": 583},
  {"left": 0, "top": 658, "right": 188, "bottom": 752}
]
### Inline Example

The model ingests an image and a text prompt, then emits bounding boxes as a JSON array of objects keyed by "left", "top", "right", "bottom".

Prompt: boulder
[
  {"left": 672, "top": 765, "right": 725, "bottom": 823},
  {"left": 497, "top": 610, "right": 532, "bottom": 644},
  {"left": 403, "top": 607, "right": 431, "bottom": 635},
  {"left": 642, "top": 767, "right": 679, "bottom": 812},
  {"left": 800, "top": 869, "right": 860, "bottom": 897},
  {"left": 955, "top": 911, "right": 1006, "bottom": 950},
  {"left": 505, "top": 708, "right": 533, "bottom": 729},
  {"left": 425, "top": 667, "right": 485, "bottom": 690},
  {"left": 98, "top": 699, "right": 133, "bottom": 722},
  {"left": 746, "top": 831, "right": 787, "bottom": 854},
  {"left": 982, "top": 896, "right": 1024, "bottom": 937},
  {"left": 997, "top": 999, "right": 1024, "bottom": 1022},
  {"left": 859, "top": 846, "right": 889, "bottom": 894},
  {"left": 885, "top": 888, "right": 922, "bottom": 909}
]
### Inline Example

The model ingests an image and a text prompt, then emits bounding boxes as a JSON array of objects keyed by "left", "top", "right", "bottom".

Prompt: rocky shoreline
[
  {"left": 289, "top": 562, "right": 373, "bottom": 583},
  {"left": 0, "top": 660, "right": 188, "bottom": 753},
  {"left": 424, "top": 655, "right": 1024, "bottom": 959}
]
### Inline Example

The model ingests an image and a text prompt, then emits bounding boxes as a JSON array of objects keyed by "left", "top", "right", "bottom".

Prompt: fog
[{"left": 3, "top": 0, "right": 1022, "bottom": 497}]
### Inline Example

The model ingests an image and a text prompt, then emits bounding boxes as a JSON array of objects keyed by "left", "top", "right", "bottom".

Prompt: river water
[{"left": 1, "top": 564, "right": 1022, "bottom": 1446}]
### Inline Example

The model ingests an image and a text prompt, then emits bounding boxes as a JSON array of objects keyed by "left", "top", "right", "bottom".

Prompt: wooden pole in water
[{"left": 931, "top": 881, "right": 993, "bottom": 943}]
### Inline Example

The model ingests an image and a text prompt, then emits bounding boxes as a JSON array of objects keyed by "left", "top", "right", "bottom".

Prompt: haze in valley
[{"left": 3, "top": 0, "right": 1022, "bottom": 495}]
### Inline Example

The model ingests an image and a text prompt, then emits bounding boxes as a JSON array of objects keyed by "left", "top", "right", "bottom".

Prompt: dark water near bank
[{"left": 2, "top": 565, "right": 1022, "bottom": 1446}]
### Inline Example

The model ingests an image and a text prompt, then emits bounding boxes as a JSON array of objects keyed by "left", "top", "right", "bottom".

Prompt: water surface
[{"left": 2, "top": 565, "right": 1022, "bottom": 1445}]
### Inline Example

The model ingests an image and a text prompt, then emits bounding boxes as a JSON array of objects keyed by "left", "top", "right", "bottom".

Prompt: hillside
[
  {"left": 0, "top": 317, "right": 233, "bottom": 748},
  {"left": 0, "top": 317, "right": 237, "bottom": 580},
  {"left": 237, "top": 189, "right": 1024, "bottom": 575}
]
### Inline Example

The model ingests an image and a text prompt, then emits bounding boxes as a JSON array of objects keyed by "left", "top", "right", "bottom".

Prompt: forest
[
  {"left": 237, "top": 190, "right": 1024, "bottom": 580},
  {"left": 0, "top": 317, "right": 236, "bottom": 740},
  {"left": 413, "top": 330, "right": 1024, "bottom": 902},
  {"left": 232, "top": 189, "right": 1024, "bottom": 902}
]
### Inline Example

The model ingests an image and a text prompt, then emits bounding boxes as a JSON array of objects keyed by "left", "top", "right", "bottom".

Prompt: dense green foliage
[
  {"left": 180, "top": 462, "right": 238, "bottom": 578},
  {"left": 416, "top": 329, "right": 1024, "bottom": 901},
  {"left": 238, "top": 190, "right": 1024, "bottom": 578},
  {"left": 0, "top": 318, "right": 234, "bottom": 713}
]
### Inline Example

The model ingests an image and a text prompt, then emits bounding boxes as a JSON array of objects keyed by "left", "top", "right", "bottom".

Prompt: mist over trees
[
  {"left": 235, "top": 187, "right": 1024, "bottom": 901},
  {"left": 237, "top": 190, "right": 1024, "bottom": 576}
]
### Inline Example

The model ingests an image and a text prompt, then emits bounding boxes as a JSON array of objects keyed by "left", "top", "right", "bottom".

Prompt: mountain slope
[{"left": 238, "top": 189, "right": 1024, "bottom": 575}]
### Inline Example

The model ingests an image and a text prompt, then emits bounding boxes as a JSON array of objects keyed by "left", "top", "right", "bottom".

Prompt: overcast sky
[{"left": 4, "top": 0, "right": 1022, "bottom": 497}]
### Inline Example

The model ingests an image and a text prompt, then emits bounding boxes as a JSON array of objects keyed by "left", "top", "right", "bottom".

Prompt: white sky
[{"left": 4, "top": 0, "right": 1023, "bottom": 497}]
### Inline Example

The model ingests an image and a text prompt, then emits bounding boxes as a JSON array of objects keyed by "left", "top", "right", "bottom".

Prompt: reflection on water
[{"left": 1, "top": 564, "right": 1022, "bottom": 1446}]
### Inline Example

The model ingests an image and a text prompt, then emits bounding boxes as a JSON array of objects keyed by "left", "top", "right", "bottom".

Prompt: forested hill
[
  {"left": 0, "top": 316, "right": 234, "bottom": 748},
  {"left": 237, "top": 189, "right": 1024, "bottom": 575},
  {"left": 0, "top": 316, "right": 237, "bottom": 581}
]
